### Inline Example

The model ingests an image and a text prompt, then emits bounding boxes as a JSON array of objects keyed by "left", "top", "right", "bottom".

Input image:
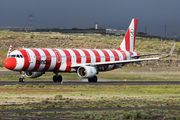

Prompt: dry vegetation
[
  {"left": 0, "top": 30, "right": 179, "bottom": 67},
  {"left": 1, "top": 85, "right": 180, "bottom": 119}
]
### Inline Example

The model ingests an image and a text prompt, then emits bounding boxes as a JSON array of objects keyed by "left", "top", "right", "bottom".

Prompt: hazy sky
[{"left": 0, "top": 0, "right": 180, "bottom": 38}]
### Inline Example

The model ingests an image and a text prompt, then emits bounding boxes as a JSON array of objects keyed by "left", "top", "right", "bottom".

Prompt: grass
[
  {"left": 9, "top": 109, "right": 179, "bottom": 119},
  {"left": 1, "top": 84, "right": 180, "bottom": 119},
  {"left": 1, "top": 84, "right": 180, "bottom": 108},
  {"left": 0, "top": 66, "right": 180, "bottom": 81},
  {"left": 2, "top": 109, "right": 180, "bottom": 119}
]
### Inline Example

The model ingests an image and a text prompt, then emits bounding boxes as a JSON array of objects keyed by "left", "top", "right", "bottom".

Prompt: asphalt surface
[
  {"left": 1, "top": 70, "right": 180, "bottom": 85},
  {"left": 1, "top": 81, "right": 180, "bottom": 85}
]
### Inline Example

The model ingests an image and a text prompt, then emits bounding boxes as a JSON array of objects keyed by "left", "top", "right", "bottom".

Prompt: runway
[
  {"left": 1, "top": 71, "right": 180, "bottom": 85},
  {"left": 1, "top": 81, "right": 180, "bottom": 85}
]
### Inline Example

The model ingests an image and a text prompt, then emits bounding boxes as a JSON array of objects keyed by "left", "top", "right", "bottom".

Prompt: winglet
[
  {"left": 7, "top": 44, "right": 12, "bottom": 58},
  {"left": 160, "top": 44, "right": 176, "bottom": 58}
]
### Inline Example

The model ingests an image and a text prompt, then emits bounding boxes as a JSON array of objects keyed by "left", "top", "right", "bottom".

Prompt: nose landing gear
[{"left": 19, "top": 71, "right": 25, "bottom": 82}]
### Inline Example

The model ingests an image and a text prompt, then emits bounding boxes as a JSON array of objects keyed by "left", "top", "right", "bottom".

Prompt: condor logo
[{"left": 36, "top": 60, "right": 51, "bottom": 65}]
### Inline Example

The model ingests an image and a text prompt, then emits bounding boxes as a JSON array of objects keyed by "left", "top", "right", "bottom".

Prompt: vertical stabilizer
[{"left": 117, "top": 18, "right": 138, "bottom": 51}]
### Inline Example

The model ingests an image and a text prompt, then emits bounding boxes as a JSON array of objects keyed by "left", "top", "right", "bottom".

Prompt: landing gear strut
[
  {"left": 88, "top": 76, "right": 98, "bottom": 82},
  {"left": 19, "top": 71, "right": 25, "bottom": 82},
  {"left": 53, "top": 72, "right": 62, "bottom": 82}
]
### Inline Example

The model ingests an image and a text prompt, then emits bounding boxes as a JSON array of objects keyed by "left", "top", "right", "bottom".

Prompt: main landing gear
[
  {"left": 88, "top": 76, "right": 98, "bottom": 82},
  {"left": 19, "top": 71, "right": 25, "bottom": 82},
  {"left": 53, "top": 72, "right": 62, "bottom": 82}
]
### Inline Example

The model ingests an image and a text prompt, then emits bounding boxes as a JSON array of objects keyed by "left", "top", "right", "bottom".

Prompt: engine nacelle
[
  {"left": 77, "top": 66, "right": 97, "bottom": 78},
  {"left": 25, "top": 72, "right": 45, "bottom": 78}
]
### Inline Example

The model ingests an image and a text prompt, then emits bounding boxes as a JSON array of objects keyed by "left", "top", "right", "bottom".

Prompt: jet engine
[
  {"left": 25, "top": 72, "right": 45, "bottom": 78},
  {"left": 77, "top": 66, "right": 97, "bottom": 78}
]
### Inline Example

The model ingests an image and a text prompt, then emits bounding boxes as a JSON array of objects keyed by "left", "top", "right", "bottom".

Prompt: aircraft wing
[{"left": 71, "top": 44, "right": 175, "bottom": 68}]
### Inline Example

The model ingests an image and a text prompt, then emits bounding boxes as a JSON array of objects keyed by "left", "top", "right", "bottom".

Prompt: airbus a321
[{"left": 4, "top": 18, "right": 175, "bottom": 82}]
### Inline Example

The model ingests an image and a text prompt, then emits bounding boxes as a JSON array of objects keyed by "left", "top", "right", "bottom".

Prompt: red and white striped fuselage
[{"left": 7, "top": 48, "right": 139, "bottom": 72}]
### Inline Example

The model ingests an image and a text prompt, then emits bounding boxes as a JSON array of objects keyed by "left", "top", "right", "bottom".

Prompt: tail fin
[
  {"left": 117, "top": 18, "right": 138, "bottom": 51},
  {"left": 7, "top": 44, "right": 12, "bottom": 57}
]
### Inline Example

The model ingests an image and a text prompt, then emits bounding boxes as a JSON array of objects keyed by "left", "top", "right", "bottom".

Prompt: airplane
[{"left": 3, "top": 18, "right": 175, "bottom": 82}]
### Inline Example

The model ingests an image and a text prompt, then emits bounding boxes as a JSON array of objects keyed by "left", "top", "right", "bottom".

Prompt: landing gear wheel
[
  {"left": 53, "top": 75, "right": 62, "bottom": 82},
  {"left": 19, "top": 78, "right": 25, "bottom": 82},
  {"left": 88, "top": 76, "right": 98, "bottom": 82},
  {"left": 57, "top": 75, "right": 62, "bottom": 82},
  {"left": 88, "top": 78, "right": 93, "bottom": 82},
  {"left": 53, "top": 75, "right": 57, "bottom": 82},
  {"left": 92, "top": 76, "right": 97, "bottom": 82}
]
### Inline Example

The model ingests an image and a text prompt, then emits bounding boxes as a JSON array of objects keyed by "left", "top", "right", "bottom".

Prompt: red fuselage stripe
[
  {"left": 120, "top": 50, "right": 126, "bottom": 66},
  {"left": 91, "top": 50, "right": 100, "bottom": 62},
  {"left": 101, "top": 50, "right": 110, "bottom": 70},
  {"left": 62, "top": 49, "right": 71, "bottom": 72},
  {"left": 31, "top": 49, "right": 41, "bottom": 71},
  {"left": 72, "top": 49, "right": 81, "bottom": 64},
  {"left": 81, "top": 49, "right": 91, "bottom": 63},
  {"left": 52, "top": 49, "right": 61, "bottom": 71},
  {"left": 110, "top": 50, "right": 119, "bottom": 69},
  {"left": 41, "top": 49, "right": 51, "bottom": 71}
]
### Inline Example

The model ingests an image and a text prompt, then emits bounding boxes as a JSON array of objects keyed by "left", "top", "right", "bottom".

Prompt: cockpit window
[
  {"left": 17, "top": 55, "right": 20, "bottom": 58},
  {"left": 11, "top": 55, "right": 16, "bottom": 58},
  {"left": 8, "top": 54, "right": 23, "bottom": 58},
  {"left": 20, "top": 55, "right": 23, "bottom": 58}
]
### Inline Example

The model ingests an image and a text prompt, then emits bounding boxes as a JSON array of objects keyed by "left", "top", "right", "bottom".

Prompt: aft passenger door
[
  {"left": 26, "top": 51, "right": 33, "bottom": 63},
  {"left": 55, "top": 51, "right": 61, "bottom": 63}
]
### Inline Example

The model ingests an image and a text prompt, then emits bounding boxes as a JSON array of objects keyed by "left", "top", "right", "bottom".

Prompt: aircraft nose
[{"left": 4, "top": 58, "right": 17, "bottom": 70}]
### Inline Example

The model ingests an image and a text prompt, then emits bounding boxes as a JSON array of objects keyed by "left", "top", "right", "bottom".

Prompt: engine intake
[
  {"left": 77, "top": 66, "right": 97, "bottom": 78},
  {"left": 25, "top": 72, "right": 45, "bottom": 78}
]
